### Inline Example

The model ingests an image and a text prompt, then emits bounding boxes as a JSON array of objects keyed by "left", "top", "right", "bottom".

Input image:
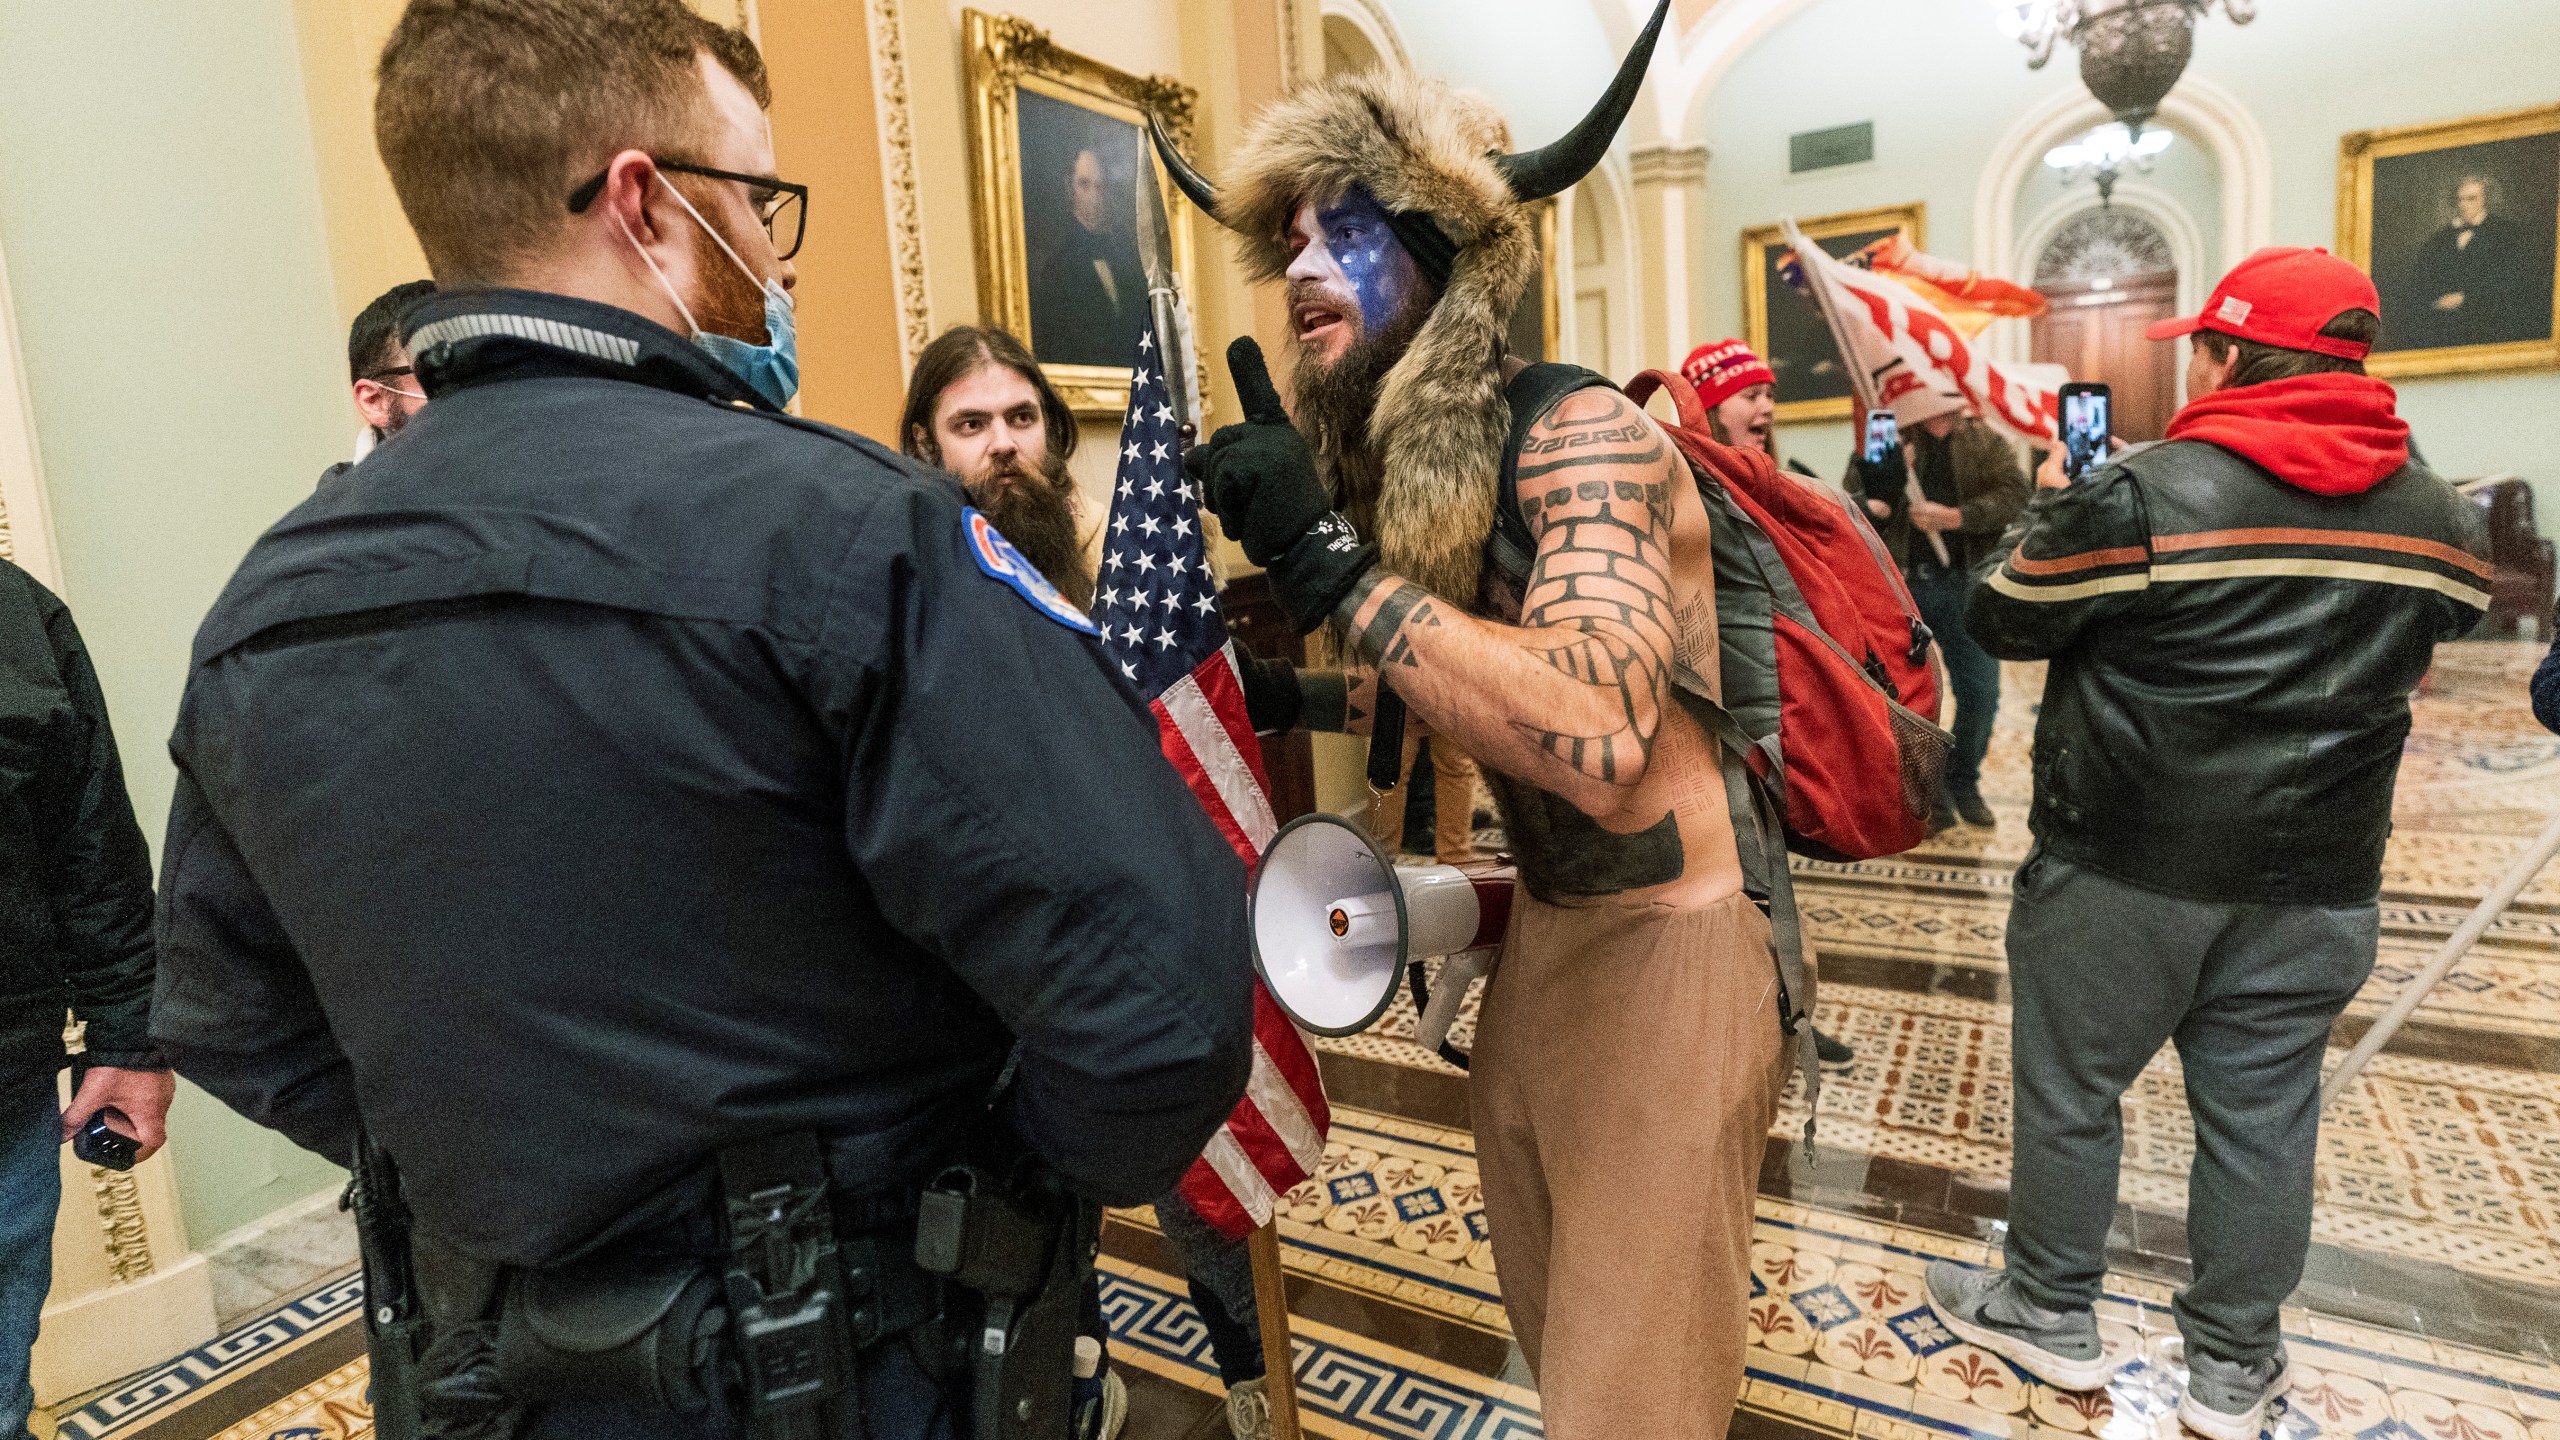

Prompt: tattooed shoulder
[{"left": 1515, "top": 388, "right": 1674, "bottom": 537}]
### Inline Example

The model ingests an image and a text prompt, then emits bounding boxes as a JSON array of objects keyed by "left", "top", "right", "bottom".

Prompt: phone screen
[
  {"left": 2061, "top": 387, "right": 2111, "bottom": 480},
  {"left": 1863, "top": 409, "right": 1899, "bottom": 464}
]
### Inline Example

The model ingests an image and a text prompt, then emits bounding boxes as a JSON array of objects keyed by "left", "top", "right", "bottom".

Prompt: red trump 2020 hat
[
  {"left": 2146, "top": 246, "right": 2380, "bottom": 360},
  {"left": 1682, "top": 339, "right": 1777, "bottom": 409}
]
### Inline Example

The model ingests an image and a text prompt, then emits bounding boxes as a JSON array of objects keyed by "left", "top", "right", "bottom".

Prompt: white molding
[
  {"left": 1655, "top": 0, "right": 1809, "bottom": 143},
  {"left": 1318, "top": 0, "right": 1410, "bottom": 73},
  {"left": 1972, "top": 73, "right": 2272, "bottom": 286},
  {"left": 32, "top": 1253, "right": 218, "bottom": 1403},
  {"left": 0, "top": 225, "right": 62, "bottom": 589},
  {"left": 1558, "top": 154, "right": 1643, "bottom": 381},
  {"left": 2002, "top": 181, "right": 2209, "bottom": 408}
]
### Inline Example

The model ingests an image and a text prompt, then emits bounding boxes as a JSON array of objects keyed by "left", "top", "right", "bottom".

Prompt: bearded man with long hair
[
  {"left": 1161, "top": 5, "right": 1801, "bottom": 1433},
  {"left": 900, "top": 325, "right": 1094, "bottom": 610}
]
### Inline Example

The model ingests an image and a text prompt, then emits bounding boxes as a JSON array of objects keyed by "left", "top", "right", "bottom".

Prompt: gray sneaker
[
  {"left": 2181, "top": 1345, "right": 2289, "bottom": 1440},
  {"left": 1923, "top": 1261, "right": 2117, "bottom": 1390},
  {"left": 1225, "top": 1376, "right": 1272, "bottom": 1440}
]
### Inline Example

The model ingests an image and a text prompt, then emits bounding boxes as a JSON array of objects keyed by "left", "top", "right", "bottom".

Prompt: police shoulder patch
[{"left": 963, "top": 508, "right": 1099, "bottom": 635}]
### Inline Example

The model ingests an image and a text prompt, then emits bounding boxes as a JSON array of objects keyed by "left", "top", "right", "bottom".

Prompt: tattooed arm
[{"left": 1335, "top": 388, "right": 1680, "bottom": 818}]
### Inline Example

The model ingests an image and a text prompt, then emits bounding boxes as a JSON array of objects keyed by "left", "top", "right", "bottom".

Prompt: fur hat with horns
[{"left": 1151, "top": 0, "right": 1669, "bottom": 607}]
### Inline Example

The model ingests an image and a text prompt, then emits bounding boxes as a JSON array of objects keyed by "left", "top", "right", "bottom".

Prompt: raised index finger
[{"left": 1226, "top": 337, "right": 1290, "bottom": 426}]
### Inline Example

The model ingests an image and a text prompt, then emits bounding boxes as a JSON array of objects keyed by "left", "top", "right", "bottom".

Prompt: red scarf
[{"left": 2165, "top": 372, "right": 2409, "bottom": 496}]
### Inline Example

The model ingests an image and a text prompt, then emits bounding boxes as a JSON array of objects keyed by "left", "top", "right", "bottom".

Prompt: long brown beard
[
  {"left": 968, "top": 455, "right": 1093, "bottom": 611},
  {"left": 1288, "top": 297, "right": 1430, "bottom": 545}
]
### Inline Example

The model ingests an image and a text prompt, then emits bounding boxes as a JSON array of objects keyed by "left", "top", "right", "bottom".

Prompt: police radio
[{"left": 1247, "top": 814, "right": 1514, "bottom": 1067}]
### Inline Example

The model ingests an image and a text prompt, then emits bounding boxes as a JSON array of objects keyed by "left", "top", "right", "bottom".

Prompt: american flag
[{"left": 1098, "top": 326, "right": 1330, "bottom": 1240}]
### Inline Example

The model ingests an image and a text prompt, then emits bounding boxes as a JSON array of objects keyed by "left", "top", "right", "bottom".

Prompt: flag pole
[
  {"left": 2321, "top": 808, "right": 2560, "bottom": 1111},
  {"left": 1248, "top": 1222, "right": 1305, "bottom": 1440},
  {"left": 1781, "top": 219, "right": 1950, "bottom": 565}
]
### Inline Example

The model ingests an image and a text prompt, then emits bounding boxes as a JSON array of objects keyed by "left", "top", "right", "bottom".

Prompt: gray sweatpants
[{"left": 2002, "top": 848, "right": 2377, "bottom": 1365}]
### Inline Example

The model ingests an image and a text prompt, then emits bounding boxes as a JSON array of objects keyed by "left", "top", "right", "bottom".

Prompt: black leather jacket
[
  {"left": 1966, "top": 438, "right": 2489, "bottom": 905},
  {"left": 0, "top": 561, "right": 158, "bottom": 1090},
  {"left": 151, "top": 290, "right": 1255, "bottom": 1265}
]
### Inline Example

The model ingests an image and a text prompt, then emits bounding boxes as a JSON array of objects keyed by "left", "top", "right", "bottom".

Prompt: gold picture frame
[
  {"left": 1505, "top": 198, "right": 1564, "bottom": 363},
  {"left": 2339, "top": 102, "right": 2560, "bottom": 380},
  {"left": 1741, "top": 203, "right": 1925, "bottom": 424},
  {"left": 962, "top": 10, "right": 1200, "bottom": 417}
]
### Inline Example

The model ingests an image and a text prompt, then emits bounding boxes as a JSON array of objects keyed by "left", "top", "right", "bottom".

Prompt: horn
[
  {"left": 1493, "top": 0, "right": 1671, "bottom": 201},
  {"left": 1147, "top": 111, "right": 1235, "bottom": 230}
]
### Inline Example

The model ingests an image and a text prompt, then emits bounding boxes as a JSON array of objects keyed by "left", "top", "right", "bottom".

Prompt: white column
[{"left": 1627, "top": 142, "right": 1710, "bottom": 373}]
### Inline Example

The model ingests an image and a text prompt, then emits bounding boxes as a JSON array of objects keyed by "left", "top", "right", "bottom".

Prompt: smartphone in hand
[
  {"left": 1863, "top": 408, "right": 1900, "bottom": 464},
  {"left": 65, "top": 1056, "right": 141, "bottom": 1171},
  {"left": 2060, "top": 383, "right": 2111, "bottom": 481}
]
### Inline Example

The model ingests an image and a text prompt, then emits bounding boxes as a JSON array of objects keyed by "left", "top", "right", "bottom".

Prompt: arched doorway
[
  {"left": 2032, "top": 209, "right": 2179, "bottom": 442},
  {"left": 1319, "top": 1, "right": 1401, "bottom": 76}
]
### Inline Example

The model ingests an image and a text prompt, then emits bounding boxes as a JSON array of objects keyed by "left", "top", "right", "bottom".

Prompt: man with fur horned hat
[{"left": 1162, "top": 4, "right": 1793, "bottom": 1432}]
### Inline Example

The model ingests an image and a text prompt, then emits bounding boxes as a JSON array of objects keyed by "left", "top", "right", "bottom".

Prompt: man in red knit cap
[{"left": 1929, "top": 248, "right": 2489, "bottom": 1440}]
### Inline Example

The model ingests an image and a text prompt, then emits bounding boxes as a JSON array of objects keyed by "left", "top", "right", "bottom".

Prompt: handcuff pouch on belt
[{"left": 483, "top": 1130, "right": 860, "bottom": 1436}]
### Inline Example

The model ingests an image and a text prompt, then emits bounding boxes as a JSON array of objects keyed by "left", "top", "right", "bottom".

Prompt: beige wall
[
  {"left": 762, "top": 0, "right": 908, "bottom": 439},
  {"left": 288, "top": 0, "right": 428, "bottom": 334}
]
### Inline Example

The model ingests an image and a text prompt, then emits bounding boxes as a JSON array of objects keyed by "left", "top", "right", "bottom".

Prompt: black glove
[
  {"left": 1189, "top": 337, "right": 1377, "bottom": 633},
  {"left": 1235, "top": 653, "right": 1305, "bottom": 735}
]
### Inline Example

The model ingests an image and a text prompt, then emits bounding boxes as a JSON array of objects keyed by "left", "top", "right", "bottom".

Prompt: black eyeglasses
[{"left": 568, "top": 158, "right": 809, "bottom": 261}]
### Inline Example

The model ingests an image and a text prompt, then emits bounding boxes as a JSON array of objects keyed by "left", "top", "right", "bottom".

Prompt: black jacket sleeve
[
  {"left": 151, "top": 764, "right": 359, "bottom": 1163},
  {"left": 28, "top": 584, "right": 161, "bottom": 1068},
  {"left": 1965, "top": 464, "right": 2155, "bottom": 660},
  {"left": 818, "top": 487, "right": 1255, "bottom": 1206}
]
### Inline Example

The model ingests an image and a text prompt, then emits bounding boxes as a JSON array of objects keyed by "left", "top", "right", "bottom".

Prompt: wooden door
[{"left": 2031, "top": 271, "right": 2180, "bottom": 443}]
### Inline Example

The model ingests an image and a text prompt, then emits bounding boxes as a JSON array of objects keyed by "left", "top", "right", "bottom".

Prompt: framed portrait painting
[
  {"left": 1741, "top": 203, "right": 1926, "bottom": 424},
  {"left": 2340, "top": 102, "right": 2560, "bottom": 379},
  {"left": 962, "top": 11, "right": 1199, "bottom": 416},
  {"left": 1505, "top": 199, "right": 1563, "bottom": 364}
]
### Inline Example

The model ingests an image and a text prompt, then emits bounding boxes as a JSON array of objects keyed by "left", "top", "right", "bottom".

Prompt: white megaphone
[{"left": 1248, "top": 813, "right": 1514, "bottom": 1068}]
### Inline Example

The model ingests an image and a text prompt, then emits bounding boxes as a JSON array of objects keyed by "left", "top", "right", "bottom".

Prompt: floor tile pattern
[
  {"left": 51, "top": 1273, "right": 363, "bottom": 1438},
  {"left": 62, "top": 642, "right": 2560, "bottom": 1439}
]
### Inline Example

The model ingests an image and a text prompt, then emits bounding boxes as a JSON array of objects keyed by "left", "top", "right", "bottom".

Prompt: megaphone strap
[{"left": 1366, "top": 686, "right": 1408, "bottom": 795}]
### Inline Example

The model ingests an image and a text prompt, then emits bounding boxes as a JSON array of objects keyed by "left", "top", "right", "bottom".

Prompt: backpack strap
[{"left": 1487, "top": 363, "right": 1619, "bottom": 588}]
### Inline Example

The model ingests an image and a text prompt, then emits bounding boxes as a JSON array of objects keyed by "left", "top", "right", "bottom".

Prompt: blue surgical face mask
[{"left": 623, "top": 174, "right": 799, "bottom": 409}]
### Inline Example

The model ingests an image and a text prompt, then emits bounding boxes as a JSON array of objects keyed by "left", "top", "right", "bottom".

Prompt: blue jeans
[
  {"left": 0, "top": 1076, "right": 60, "bottom": 1440},
  {"left": 1910, "top": 562, "right": 1999, "bottom": 794}
]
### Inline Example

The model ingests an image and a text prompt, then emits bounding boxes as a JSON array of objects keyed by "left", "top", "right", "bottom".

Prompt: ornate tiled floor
[{"left": 70, "top": 644, "right": 2560, "bottom": 1439}]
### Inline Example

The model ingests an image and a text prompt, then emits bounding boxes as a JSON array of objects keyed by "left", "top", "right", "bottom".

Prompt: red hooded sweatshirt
[{"left": 2163, "top": 372, "right": 2409, "bottom": 496}]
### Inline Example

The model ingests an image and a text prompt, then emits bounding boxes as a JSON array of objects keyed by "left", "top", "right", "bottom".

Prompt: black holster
[
  {"left": 914, "top": 1163, "right": 1100, "bottom": 1440},
  {"left": 349, "top": 1128, "right": 428, "bottom": 1440}
]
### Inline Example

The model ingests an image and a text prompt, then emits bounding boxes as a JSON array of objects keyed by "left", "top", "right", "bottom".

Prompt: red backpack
[
  {"left": 1623, "top": 368, "right": 1949, "bottom": 859},
  {"left": 1490, "top": 365, "right": 1950, "bottom": 862}
]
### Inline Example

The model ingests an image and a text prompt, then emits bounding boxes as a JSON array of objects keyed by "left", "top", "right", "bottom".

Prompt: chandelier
[
  {"left": 2044, "top": 122, "right": 2174, "bottom": 207},
  {"left": 1992, "top": 0, "right": 2254, "bottom": 137}
]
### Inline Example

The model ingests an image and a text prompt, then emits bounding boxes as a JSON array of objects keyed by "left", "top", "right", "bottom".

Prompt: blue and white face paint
[{"left": 1283, "top": 185, "right": 1420, "bottom": 367}]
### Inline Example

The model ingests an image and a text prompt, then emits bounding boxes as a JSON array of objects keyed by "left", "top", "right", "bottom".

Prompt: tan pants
[
  {"left": 1365, "top": 730, "right": 1483, "bottom": 863},
  {"left": 1470, "top": 890, "right": 1787, "bottom": 1439}
]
